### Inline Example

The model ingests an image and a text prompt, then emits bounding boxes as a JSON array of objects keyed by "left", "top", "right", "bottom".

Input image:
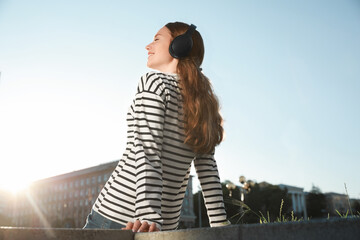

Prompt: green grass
[
  {"left": 258, "top": 199, "right": 304, "bottom": 224},
  {"left": 225, "top": 183, "right": 360, "bottom": 224},
  {"left": 336, "top": 209, "right": 349, "bottom": 218},
  {"left": 335, "top": 210, "right": 360, "bottom": 219},
  {"left": 333, "top": 183, "right": 360, "bottom": 219},
  {"left": 225, "top": 198, "right": 304, "bottom": 224}
]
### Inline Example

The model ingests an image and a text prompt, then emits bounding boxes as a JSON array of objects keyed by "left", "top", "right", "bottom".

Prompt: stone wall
[{"left": 1, "top": 218, "right": 359, "bottom": 240}]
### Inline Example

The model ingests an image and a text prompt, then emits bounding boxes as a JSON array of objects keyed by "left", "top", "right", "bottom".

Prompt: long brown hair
[{"left": 165, "top": 22, "right": 223, "bottom": 154}]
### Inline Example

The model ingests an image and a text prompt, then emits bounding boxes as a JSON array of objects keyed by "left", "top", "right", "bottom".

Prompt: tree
[
  {"left": 193, "top": 191, "right": 209, "bottom": 227},
  {"left": 239, "top": 183, "right": 291, "bottom": 224},
  {"left": 306, "top": 185, "right": 327, "bottom": 219},
  {"left": 193, "top": 181, "right": 292, "bottom": 225},
  {"left": 351, "top": 200, "right": 360, "bottom": 214}
]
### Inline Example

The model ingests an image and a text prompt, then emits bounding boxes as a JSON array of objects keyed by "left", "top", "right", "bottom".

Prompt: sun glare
[
  {"left": 0, "top": 163, "right": 35, "bottom": 195},
  {"left": 0, "top": 180, "right": 30, "bottom": 195}
]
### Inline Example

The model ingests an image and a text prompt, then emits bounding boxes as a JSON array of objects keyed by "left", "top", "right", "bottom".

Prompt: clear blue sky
[{"left": 0, "top": 0, "right": 359, "bottom": 198}]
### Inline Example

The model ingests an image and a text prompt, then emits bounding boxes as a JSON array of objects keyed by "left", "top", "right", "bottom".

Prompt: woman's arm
[
  {"left": 130, "top": 73, "right": 167, "bottom": 231},
  {"left": 194, "top": 153, "right": 230, "bottom": 227}
]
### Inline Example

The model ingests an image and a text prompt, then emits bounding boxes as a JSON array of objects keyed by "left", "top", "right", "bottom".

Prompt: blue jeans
[{"left": 83, "top": 209, "right": 126, "bottom": 229}]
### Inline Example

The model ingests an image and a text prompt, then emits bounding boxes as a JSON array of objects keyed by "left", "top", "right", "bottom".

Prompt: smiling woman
[
  {"left": 145, "top": 26, "right": 178, "bottom": 73},
  {"left": 83, "top": 22, "right": 230, "bottom": 232}
]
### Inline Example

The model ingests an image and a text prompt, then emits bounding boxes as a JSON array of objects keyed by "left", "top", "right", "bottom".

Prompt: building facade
[
  {"left": 257, "top": 181, "right": 308, "bottom": 219},
  {"left": 278, "top": 184, "right": 308, "bottom": 219},
  {"left": 0, "top": 190, "right": 8, "bottom": 217},
  {"left": 7, "top": 161, "right": 195, "bottom": 228},
  {"left": 325, "top": 192, "right": 350, "bottom": 216},
  {"left": 0, "top": 190, "right": 12, "bottom": 226}
]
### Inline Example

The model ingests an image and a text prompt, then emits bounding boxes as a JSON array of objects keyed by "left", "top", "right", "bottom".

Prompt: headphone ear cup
[
  {"left": 169, "top": 34, "right": 193, "bottom": 59},
  {"left": 169, "top": 24, "right": 197, "bottom": 59}
]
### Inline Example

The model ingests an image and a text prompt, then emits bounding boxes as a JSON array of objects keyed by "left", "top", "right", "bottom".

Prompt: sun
[
  {"left": 0, "top": 162, "right": 36, "bottom": 195},
  {"left": 0, "top": 177, "right": 31, "bottom": 195}
]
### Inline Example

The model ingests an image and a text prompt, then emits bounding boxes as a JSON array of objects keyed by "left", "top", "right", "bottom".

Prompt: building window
[
  {"left": 86, "top": 178, "right": 90, "bottom": 185},
  {"left": 92, "top": 176, "right": 96, "bottom": 184},
  {"left": 80, "top": 189, "right": 84, "bottom": 196},
  {"left": 75, "top": 180, "right": 79, "bottom": 188},
  {"left": 98, "top": 175, "right": 102, "bottom": 183},
  {"left": 81, "top": 179, "right": 84, "bottom": 186},
  {"left": 104, "top": 174, "right": 109, "bottom": 182}
]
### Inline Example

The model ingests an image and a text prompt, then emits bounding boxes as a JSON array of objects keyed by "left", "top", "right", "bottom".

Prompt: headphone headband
[{"left": 185, "top": 24, "right": 197, "bottom": 36}]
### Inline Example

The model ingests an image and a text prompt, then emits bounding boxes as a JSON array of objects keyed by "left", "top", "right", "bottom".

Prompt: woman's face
[{"left": 146, "top": 27, "right": 178, "bottom": 73}]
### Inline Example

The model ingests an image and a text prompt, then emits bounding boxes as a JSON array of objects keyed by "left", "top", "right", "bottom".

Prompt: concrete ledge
[
  {"left": 239, "top": 218, "right": 360, "bottom": 240},
  {"left": 0, "top": 227, "right": 134, "bottom": 240},
  {"left": 135, "top": 218, "right": 360, "bottom": 240},
  {"left": 1, "top": 218, "right": 359, "bottom": 240}
]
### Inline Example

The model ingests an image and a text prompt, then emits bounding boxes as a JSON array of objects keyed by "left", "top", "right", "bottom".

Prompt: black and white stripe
[{"left": 93, "top": 72, "right": 227, "bottom": 230}]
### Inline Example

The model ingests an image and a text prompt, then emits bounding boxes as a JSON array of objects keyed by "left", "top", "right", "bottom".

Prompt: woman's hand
[{"left": 121, "top": 220, "right": 160, "bottom": 232}]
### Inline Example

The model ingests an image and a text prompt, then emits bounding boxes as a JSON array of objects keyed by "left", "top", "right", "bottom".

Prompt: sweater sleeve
[
  {"left": 132, "top": 73, "right": 166, "bottom": 230},
  {"left": 194, "top": 152, "right": 230, "bottom": 227}
]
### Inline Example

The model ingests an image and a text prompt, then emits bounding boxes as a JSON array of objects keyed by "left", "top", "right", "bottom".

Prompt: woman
[{"left": 84, "top": 22, "right": 229, "bottom": 232}]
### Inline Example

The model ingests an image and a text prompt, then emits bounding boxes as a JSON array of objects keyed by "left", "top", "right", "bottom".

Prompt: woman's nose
[{"left": 145, "top": 43, "right": 151, "bottom": 50}]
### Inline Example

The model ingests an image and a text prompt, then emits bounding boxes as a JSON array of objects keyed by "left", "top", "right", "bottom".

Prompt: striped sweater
[{"left": 92, "top": 71, "right": 228, "bottom": 230}]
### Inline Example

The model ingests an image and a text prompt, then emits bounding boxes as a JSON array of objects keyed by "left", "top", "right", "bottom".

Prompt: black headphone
[{"left": 169, "top": 24, "right": 197, "bottom": 59}]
